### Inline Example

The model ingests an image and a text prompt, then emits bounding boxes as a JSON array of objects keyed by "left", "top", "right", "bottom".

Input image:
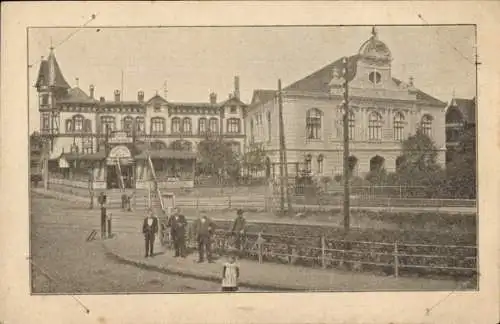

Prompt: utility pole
[
  {"left": 341, "top": 57, "right": 351, "bottom": 233},
  {"left": 277, "top": 79, "right": 292, "bottom": 215},
  {"left": 43, "top": 138, "right": 49, "bottom": 191},
  {"left": 278, "top": 80, "right": 285, "bottom": 215}
]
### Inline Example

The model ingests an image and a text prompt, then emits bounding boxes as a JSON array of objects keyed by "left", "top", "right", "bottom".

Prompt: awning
[
  {"left": 134, "top": 149, "right": 197, "bottom": 160},
  {"left": 61, "top": 151, "right": 107, "bottom": 161}
]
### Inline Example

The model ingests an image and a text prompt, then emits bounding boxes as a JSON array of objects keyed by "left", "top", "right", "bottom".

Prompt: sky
[{"left": 28, "top": 25, "right": 476, "bottom": 133}]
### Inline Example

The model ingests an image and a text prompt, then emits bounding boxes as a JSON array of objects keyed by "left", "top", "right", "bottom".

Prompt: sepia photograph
[{"left": 28, "top": 24, "right": 479, "bottom": 295}]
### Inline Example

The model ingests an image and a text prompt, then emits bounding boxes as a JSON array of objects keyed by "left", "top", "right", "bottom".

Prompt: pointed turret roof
[{"left": 35, "top": 48, "right": 70, "bottom": 90}]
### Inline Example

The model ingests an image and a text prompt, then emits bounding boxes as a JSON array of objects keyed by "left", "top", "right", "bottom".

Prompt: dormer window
[
  {"left": 230, "top": 105, "right": 237, "bottom": 113},
  {"left": 369, "top": 71, "right": 381, "bottom": 84},
  {"left": 153, "top": 103, "right": 161, "bottom": 112}
]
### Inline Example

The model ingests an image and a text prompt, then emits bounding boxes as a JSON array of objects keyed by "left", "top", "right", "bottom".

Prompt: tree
[
  {"left": 196, "top": 134, "right": 240, "bottom": 182},
  {"left": 446, "top": 128, "right": 476, "bottom": 198},
  {"left": 241, "top": 143, "right": 267, "bottom": 176},
  {"left": 396, "top": 129, "right": 446, "bottom": 197}
]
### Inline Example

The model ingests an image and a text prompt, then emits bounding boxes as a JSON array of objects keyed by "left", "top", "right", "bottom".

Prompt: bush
[{"left": 365, "top": 168, "right": 388, "bottom": 184}]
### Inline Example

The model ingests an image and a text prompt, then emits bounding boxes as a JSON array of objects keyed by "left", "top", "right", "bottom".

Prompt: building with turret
[
  {"left": 245, "top": 28, "right": 447, "bottom": 178},
  {"left": 35, "top": 48, "right": 246, "bottom": 190}
]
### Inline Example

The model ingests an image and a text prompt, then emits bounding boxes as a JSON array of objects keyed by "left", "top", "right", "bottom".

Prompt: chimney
[
  {"left": 209, "top": 92, "right": 217, "bottom": 104},
  {"left": 234, "top": 76, "right": 240, "bottom": 99},
  {"left": 100, "top": 96, "right": 105, "bottom": 103},
  {"left": 89, "top": 85, "right": 95, "bottom": 99},
  {"left": 114, "top": 90, "right": 121, "bottom": 102},
  {"left": 138, "top": 90, "right": 144, "bottom": 103}
]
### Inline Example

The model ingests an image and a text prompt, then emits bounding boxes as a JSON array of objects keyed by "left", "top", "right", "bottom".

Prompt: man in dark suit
[
  {"left": 98, "top": 192, "right": 107, "bottom": 239},
  {"left": 231, "top": 209, "right": 247, "bottom": 251},
  {"left": 194, "top": 213, "right": 216, "bottom": 263},
  {"left": 142, "top": 210, "right": 158, "bottom": 258},
  {"left": 168, "top": 207, "right": 188, "bottom": 257}
]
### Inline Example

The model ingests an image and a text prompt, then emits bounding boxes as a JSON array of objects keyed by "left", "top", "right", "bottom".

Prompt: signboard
[
  {"left": 108, "top": 131, "right": 133, "bottom": 144},
  {"left": 107, "top": 145, "right": 133, "bottom": 165}
]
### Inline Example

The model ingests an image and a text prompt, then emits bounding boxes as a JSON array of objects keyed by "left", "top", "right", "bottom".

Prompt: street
[{"left": 31, "top": 194, "right": 253, "bottom": 293}]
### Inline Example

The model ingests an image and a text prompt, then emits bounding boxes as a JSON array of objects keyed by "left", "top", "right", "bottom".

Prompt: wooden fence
[{"left": 161, "top": 226, "right": 477, "bottom": 279}]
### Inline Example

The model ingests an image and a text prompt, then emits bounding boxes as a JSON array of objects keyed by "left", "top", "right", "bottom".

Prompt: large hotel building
[{"left": 34, "top": 28, "right": 447, "bottom": 190}]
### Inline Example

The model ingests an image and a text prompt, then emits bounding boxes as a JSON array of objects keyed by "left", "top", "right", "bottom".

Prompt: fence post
[
  {"left": 257, "top": 232, "right": 264, "bottom": 264},
  {"left": 196, "top": 195, "right": 199, "bottom": 209},
  {"left": 321, "top": 235, "right": 326, "bottom": 269},
  {"left": 228, "top": 195, "right": 232, "bottom": 209},
  {"left": 393, "top": 241, "right": 399, "bottom": 277},
  {"left": 399, "top": 185, "right": 402, "bottom": 199},
  {"left": 258, "top": 244, "right": 263, "bottom": 264}
]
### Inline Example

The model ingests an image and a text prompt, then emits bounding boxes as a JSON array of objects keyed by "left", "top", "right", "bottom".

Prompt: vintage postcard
[{"left": 1, "top": 2, "right": 499, "bottom": 324}]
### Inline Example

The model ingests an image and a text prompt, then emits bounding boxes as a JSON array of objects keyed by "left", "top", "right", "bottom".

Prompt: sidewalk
[{"left": 103, "top": 233, "right": 469, "bottom": 292}]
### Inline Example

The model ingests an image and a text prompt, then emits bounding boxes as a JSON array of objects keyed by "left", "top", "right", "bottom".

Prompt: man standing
[
  {"left": 194, "top": 213, "right": 216, "bottom": 263},
  {"left": 142, "top": 210, "right": 158, "bottom": 258},
  {"left": 231, "top": 209, "right": 247, "bottom": 252},
  {"left": 168, "top": 207, "right": 188, "bottom": 258},
  {"left": 98, "top": 192, "right": 107, "bottom": 239}
]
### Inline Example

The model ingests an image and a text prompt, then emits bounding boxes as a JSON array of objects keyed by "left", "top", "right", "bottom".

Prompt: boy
[{"left": 221, "top": 254, "right": 240, "bottom": 292}]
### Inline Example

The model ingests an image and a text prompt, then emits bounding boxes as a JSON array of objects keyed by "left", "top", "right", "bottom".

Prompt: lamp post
[{"left": 341, "top": 57, "right": 351, "bottom": 233}]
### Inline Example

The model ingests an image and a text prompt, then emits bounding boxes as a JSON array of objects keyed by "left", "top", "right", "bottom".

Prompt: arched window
[
  {"left": 393, "top": 112, "right": 405, "bottom": 141},
  {"left": 73, "top": 115, "right": 84, "bottom": 132},
  {"left": 170, "top": 117, "right": 180, "bottom": 134},
  {"left": 198, "top": 118, "right": 207, "bottom": 135},
  {"left": 100, "top": 116, "right": 115, "bottom": 133},
  {"left": 306, "top": 108, "right": 322, "bottom": 140},
  {"left": 183, "top": 117, "right": 192, "bottom": 134},
  {"left": 370, "top": 155, "right": 385, "bottom": 172},
  {"left": 151, "top": 140, "right": 167, "bottom": 150},
  {"left": 347, "top": 156, "right": 358, "bottom": 175},
  {"left": 151, "top": 117, "right": 166, "bottom": 134},
  {"left": 317, "top": 155, "right": 324, "bottom": 174},
  {"left": 122, "top": 116, "right": 134, "bottom": 136},
  {"left": 395, "top": 156, "right": 405, "bottom": 172},
  {"left": 421, "top": 114, "right": 432, "bottom": 137},
  {"left": 250, "top": 119, "right": 255, "bottom": 142},
  {"left": 135, "top": 117, "right": 145, "bottom": 134},
  {"left": 305, "top": 154, "right": 312, "bottom": 172},
  {"left": 209, "top": 118, "right": 219, "bottom": 134},
  {"left": 83, "top": 119, "right": 92, "bottom": 133},
  {"left": 348, "top": 111, "right": 356, "bottom": 140},
  {"left": 368, "top": 111, "right": 383, "bottom": 140},
  {"left": 65, "top": 119, "right": 73, "bottom": 133},
  {"left": 41, "top": 113, "right": 50, "bottom": 131},
  {"left": 170, "top": 140, "right": 192, "bottom": 151},
  {"left": 227, "top": 118, "right": 241, "bottom": 133}
]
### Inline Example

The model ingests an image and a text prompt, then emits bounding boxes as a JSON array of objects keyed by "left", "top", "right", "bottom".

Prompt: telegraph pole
[
  {"left": 278, "top": 79, "right": 286, "bottom": 215},
  {"left": 341, "top": 57, "right": 351, "bottom": 233}
]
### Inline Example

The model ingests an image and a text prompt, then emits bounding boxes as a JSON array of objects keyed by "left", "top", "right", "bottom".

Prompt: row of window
[
  {"left": 152, "top": 117, "right": 241, "bottom": 135},
  {"left": 62, "top": 115, "right": 242, "bottom": 135},
  {"left": 305, "top": 108, "right": 432, "bottom": 141},
  {"left": 249, "top": 111, "right": 272, "bottom": 142},
  {"left": 302, "top": 154, "right": 405, "bottom": 175}
]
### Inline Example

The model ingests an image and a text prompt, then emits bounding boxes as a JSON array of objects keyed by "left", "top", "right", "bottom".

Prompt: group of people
[
  {"left": 142, "top": 208, "right": 247, "bottom": 261},
  {"left": 142, "top": 207, "right": 246, "bottom": 291}
]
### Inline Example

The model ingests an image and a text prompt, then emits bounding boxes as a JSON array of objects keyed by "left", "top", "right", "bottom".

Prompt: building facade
[
  {"left": 245, "top": 28, "right": 447, "bottom": 179},
  {"left": 35, "top": 48, "right": 246, "bottom": 189},
  {"left": 445, "top": 96, "right": 476, "bottom": 165}
]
